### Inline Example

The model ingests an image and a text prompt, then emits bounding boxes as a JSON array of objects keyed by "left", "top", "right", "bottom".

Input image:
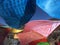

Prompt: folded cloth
[
  {"left": 36, "top": 0, "right": 60, "bottom": 19},
  {"left": 17, "top": 20, "right": 60, "bottom": 45},
  {"left": 24, "top": 20, "right": 60, "bottom": 37},
  {"left": 0, "top": 0, "right": 36, "bottom": 29}
]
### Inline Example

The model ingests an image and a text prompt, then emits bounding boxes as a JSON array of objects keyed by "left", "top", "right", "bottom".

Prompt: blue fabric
[
  {"left": 36, "top": 0, "right": 60, "bottom": 19},
  {"left": 0, "top": 0, "right": 36, "bottom": 28}
]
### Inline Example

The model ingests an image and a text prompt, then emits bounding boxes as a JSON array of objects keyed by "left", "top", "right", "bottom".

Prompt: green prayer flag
[{"left": 37, "top": 42, "right": 50, "bottom": 45}]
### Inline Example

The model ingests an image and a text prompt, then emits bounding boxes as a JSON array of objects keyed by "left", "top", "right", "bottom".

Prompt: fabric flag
[
  {"left": 24, "top": 20, "right": 60, "bottom": 37},
  {"left": 17, "top": 31, "right": 47, "bottom": 45},
  {"left": 0, "top": 0, "right": 36, "bottom": 29},
  {"left": 36, "top": 0, "right": 60, "bottom": 19},
  {"left": 16, "top": 20, "right": 60, "bottom": 45},
  {"left": 37, "top": 42, "right": 49, "bottom": 45}
]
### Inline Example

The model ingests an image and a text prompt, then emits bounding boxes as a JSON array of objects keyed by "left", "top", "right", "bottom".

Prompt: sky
[{"left": 31, "top": 6, "right": 52, "bottom": 20}]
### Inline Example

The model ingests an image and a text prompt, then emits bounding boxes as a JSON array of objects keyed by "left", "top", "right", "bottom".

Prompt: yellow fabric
[{"left": 11, "top": 28, "right": 23, "bottom": 33}]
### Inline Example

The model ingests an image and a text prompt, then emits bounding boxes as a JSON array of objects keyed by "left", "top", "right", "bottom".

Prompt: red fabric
[
  {"left": 17, "top": 31, "right": 45, "bottom": 45},
  {"left": 29, "top": 38, "right": 47, "bottom": 45},
  {"left": 17, "top": 20, "right": 60, "bottom": 45},
  {"left": 24, "top": 20, "right": 60, "bottom": 37}
]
